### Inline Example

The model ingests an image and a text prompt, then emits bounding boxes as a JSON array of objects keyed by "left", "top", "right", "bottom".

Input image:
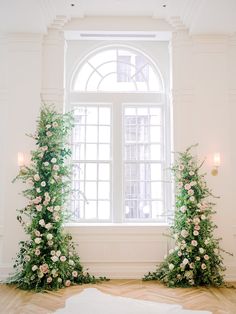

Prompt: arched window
[
  {"left": 71, "top": 47, "right": 164, "bottom": 92},
  {"left": 67, "top": 44, "right": 172, "bottom": 224}
]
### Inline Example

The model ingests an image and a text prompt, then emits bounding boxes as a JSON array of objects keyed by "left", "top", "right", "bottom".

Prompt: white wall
[{"left": 0, "top": 18, "right": 235, "bottom": 281}]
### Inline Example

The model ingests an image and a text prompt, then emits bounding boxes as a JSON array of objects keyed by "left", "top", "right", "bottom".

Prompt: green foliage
[
  {"left": 8, "top": 105, "right": 106, "bottom": 291},
  {"left": 144, "top": 145, "right": 226, "bottom": 287}
]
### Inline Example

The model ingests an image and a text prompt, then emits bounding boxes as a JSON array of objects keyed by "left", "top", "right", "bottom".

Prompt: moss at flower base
[
  {"left": 7, "top": 105, "right": 106, "bottom": 291},
  {"left": 144, "top": 145, "right": 226, "bottom": 287}
]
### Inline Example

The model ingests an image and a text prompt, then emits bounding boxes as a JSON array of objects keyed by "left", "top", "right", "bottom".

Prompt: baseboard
[
  {"left": 1, "top": 262, "right": 235, "bottom": 282},
  {"left": 0, "top": 264, "right": 13, "bottom": 281}
]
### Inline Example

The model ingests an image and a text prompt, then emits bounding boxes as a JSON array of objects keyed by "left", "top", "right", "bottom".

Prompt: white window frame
[{"left": 68, "top": 92, "right": 172, "bottom": 224}]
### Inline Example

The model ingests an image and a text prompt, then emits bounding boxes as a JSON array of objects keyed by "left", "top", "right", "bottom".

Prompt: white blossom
[
  {"left": 51, "top": 158, "right": 57, "bottom": 163},
  {"left": 34, "top": 237, "right": 41, "bottom": 244},
  {"left": 47, "top": 233, "right": 53, "bottom": 240},
  {"left": 180, "top": 229, "right": 189, "bottom": 238},
  {"left": 169, "top": 263, "right": 174, "bottom": 270}
]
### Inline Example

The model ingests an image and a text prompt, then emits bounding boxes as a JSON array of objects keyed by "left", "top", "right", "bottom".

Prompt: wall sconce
[
  {"left": 211, "top": 153, "right": 221, "bottom": 176},
  {"left": 17, "top": 152, "right": 25, "bottom": 167}
]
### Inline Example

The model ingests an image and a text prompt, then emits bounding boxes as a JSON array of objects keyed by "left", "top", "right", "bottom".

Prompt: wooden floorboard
[{"left": 0, "top": 280, "right": 236, "bottom": 314}]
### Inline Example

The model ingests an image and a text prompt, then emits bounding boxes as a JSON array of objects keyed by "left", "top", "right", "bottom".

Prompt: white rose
[
  {"left": 204, "top": 254, "right": 209, "bottom": 260},
  {"left": 47, "top": 206, "right": 53, "bottom": 212},
  {"left": 180, "top": 206, "right": 187, "bottom": 213},
  {"left": 46, "top": 131, "right": 52, "bottom": 137},
  {"left": 52, "top": 122, "right": 58, "bottom": 128},
  {"left": 56, "top": 250, "right": 61, "bottom": 257},
  {"left": 189, "top": 171, "right": 194, "bottom": 176},
  {"left": 72, "top": 271, "right": 78, "bottom": 277},
  {"left": 180, "top": 229, "right": 189, "bottom": 238},
  {"left": 196, "top": 256, "right": 200, "bottom": 261},
  {"left": 36, "top": 205, "right": 42, "bottom": 212},
  {"left": 193, "top": 230, "right": 199, "bottom": 236},
  {"left": 51, "top": 158, "right": 57, "bottom": 163},
  {"left": 193, "top": 217, "right": 200, "bottom": 224},
  {"left": 24, "top": 255, "right": 31, "bottom": 262},
  {"left": 191, "top": 240, "right": 198, "bottom": 247},
  {"left": 34, "top": 230, "right": 41, "bottom": 237},
  {"left": 190, "top": 181, "right": 196, "bottom": 186},
  {"left": 41, "top": 181, "right": 46, "bottom": 187},
  {"left": 38, "top": 272, "right": 44, "bottom": 278},
  {"left": 54, "top": 206, "right": 60, "bottom": 211},
  {"left": 169, "top": 249, "right": 174, "bottom": 254},
  {"left": 188, "top": 189, "right": 194, "bottom": 196},
  {"left": 36, "top": 188, "right": 41, "bottom": 193},
  {"left": 39, "top": 219, "right": 45, "bottom": 226},
  {"left": 48, "top": 240, "right": 53, "bottom": 246},
  {"left": 178, "top": 182, "right": 183, "bottom": 188},
  {"left": 184, "top": 184, "right": 191, "bottom": 190},
  {"left": 199, "top": 248, "right": 205, "bottom": 254},
  {"left": 51, "top": 255, "right": 59, "bottom": 262},
  {"left": 44, "top": 162, "right": 49, "bottom": 166},
  {"left": 65, "top": 280, "right": 71, "bottom": 287},
  {"left": 51, "top": 250, "right": 56, "bottom": 256},
  {"left": 60, "top": 256, "right": 66, "bottom": 262},
  {"left": 46, "top": 124, "right": 51, "bottom": 129},
  {"left": 179, "top": 165, "right": 184, "bottom": 171},
  {"left": 189, "top": 196, "right": 195, "bottom": 202},
  {"left": 58, "top": 278, "right": 62, "bottom": 283},
  {"left": 45, "top": 223, "right": 52, "bottom": 230},
  {"left": 169, "top": 263, "right": 174, "bottom": 270},
  {"left": 34, "top": 174, "right": 40, "bottom": 181},
  {"left": 32, "top": 265, "right": 38, "bottom": 271},
  {"left": 178, "top": 251, "right": 182, "bottom": 256},
  {"left": 47, "top": 277, "right": 52, "bottom": 283},
  {"left": 183, "top": 258, "right": 189, "bottom": 265},
  {"left": 69, "top": 260, "right": 74, "bottom": 266},
  {"left": 47, "top": 233, "right": 53, "bottom": 240},
  {"left": 35, "top": 249, "right": 41, "bottom": 256},
  {"left": 35, "top": 237, "right": 41, "bottom": 244},
  {"left": 53, "top": 165, "right": 59, "bottom": 171},
  {"left": 201, "top": 214, "right": 206, "bottom": 220},
  {"left": 201, "top": 263, "right": 207, "bottom": 270}
]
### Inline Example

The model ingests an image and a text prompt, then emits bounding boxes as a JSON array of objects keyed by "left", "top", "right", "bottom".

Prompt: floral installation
[
  {"left": 144, "top": 145, "right": 229, "bottom": 287},
  {"left": 8, "top": 105, "right": 106, "bottom": 291}
]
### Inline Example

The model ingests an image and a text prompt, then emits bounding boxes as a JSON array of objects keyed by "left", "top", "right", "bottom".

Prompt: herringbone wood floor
[{"left": 0, "top": 280, "right": 236, "bottom": 314}]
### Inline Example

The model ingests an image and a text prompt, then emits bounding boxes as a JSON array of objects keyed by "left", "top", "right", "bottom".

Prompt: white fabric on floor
[{"left": 54, "top": 288, "right": 212, "bottom": 314}]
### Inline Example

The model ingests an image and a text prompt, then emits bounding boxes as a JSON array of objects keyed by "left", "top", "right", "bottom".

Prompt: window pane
[
  {"left": 98, "top": 182, "right": 110, "bottom": 199},
  {"left": 98, "top": 201, "right": 110, "bottom": 219},
  {"left": 86, "top": 107, "right": 98, "bottom": 124},
  {"left": 99, "top": 107, "right": 111, "bottom": 124},
  {"left": 85, "top": 182, "right": 97, "bottom": 199},
  {"left": 150, "top": 126, "right": 161, "bottom": 142},
  {"left": 99, "top": 126, "right": 110, "bottom": 143},
  {"left": 71, "top": 105, "right": 112, "bottom": 222},
  {"left": 86, "top": 126, "right": 97, "bottom": 142},
  {"left": 86, "top": 163, "right": 97, "bottom": 180},
  {"left": 85, "top": 201, "right": 97, "bottom": 219},
  {"left": 99, "top": 163, "right": 110, "bottom": 180},
  {"left": 123, "top": 104, "right": 165, "bottom": 220},
  {"left": 86, "top": 144, "right": 97, "bottom": 160},
  {"left": 150, "top": 164, "right": 162, "bottom": 181},
  {"left": 99, "top": 144, "right": 110, "bottom": 160}
]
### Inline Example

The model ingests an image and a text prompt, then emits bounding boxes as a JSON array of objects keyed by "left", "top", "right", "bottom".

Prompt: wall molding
[{"left": 1, "top": 263, "right": 235, "bottom": 281}]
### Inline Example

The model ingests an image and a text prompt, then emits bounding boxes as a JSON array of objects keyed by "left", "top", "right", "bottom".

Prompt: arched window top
[{"left": 71, "top": 46, "right": 164, "bottom": 93}]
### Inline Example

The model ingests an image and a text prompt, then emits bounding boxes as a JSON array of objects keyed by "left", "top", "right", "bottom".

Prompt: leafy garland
[
  {"left": 144, "top": 145, "right": 226, "bottom": 287},
  {"left": 8, "top": 105, "right": 106, "bottom": 291}
]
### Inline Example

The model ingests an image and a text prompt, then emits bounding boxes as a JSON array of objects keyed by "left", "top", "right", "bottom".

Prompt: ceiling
[{"left": 0, "top": 0, "right": 236, "bottom": 35}]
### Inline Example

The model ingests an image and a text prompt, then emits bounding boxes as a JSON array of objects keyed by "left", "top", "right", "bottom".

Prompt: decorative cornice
[{"left": 49, "top": 15, "right": 71, "bottom": 30}]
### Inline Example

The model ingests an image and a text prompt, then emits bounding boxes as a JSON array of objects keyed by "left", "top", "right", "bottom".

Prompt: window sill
[{"left": 64, "top": 222, "right": 170, "bottom": 228}]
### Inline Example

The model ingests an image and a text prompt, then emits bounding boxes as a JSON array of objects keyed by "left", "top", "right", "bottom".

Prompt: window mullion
[{"left": 112, "top": 100, "right": 123, "bottom": 223}]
